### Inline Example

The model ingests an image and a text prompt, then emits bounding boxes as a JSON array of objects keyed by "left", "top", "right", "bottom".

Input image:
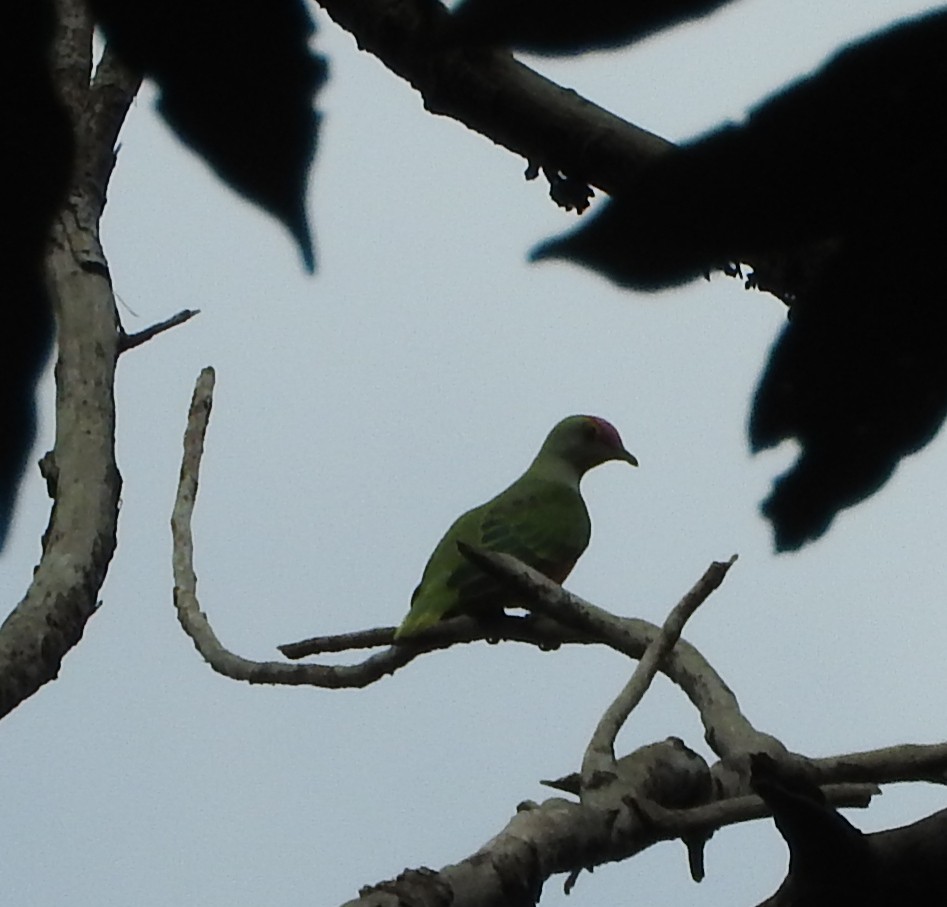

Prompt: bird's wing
[
  {"left": 477, "top": 480, "right": 590, "bottom": 583},
  {"left": 407, "top": 480, "right": 590, "bottom": 628}
]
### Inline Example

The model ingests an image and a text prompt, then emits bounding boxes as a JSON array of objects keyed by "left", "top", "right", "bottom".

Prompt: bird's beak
[{"left": 617, "top": 448, "right": 638, "bottom": 466}]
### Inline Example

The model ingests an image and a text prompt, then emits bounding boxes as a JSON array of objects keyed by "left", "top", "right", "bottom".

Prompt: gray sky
[{"left": 3, "top": 2, "right": 947, "bottom": 904}]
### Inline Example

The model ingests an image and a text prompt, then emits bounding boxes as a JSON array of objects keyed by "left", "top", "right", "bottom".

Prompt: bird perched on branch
[{"left": 394, "top": 415, "right": 637, "bottom": 639}]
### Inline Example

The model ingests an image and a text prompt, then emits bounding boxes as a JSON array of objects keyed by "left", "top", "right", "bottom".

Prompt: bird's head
[{"left": 540, "top": 415, "right": 638, "bottom": 474}]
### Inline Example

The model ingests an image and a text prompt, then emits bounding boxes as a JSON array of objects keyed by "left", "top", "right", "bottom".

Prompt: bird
[{"left": 394, "top": 415, "right": 637, "bottom": 639}]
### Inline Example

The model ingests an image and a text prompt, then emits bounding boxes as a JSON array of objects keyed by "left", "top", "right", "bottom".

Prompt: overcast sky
[{"left": 3, "top": 2, "right": 947, "bottom": 905}]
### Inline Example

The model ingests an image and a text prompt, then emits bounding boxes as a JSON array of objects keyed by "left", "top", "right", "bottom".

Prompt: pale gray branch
[
  {"left": 171, "top": 382, "right": 947, "bottom": 900},
  {"left": 0, "top": 212, "right": 123, "bottom": 718},
  {"left": 340, "top": 780, "right": 877, "bottom": 907},
  {"left": 812, "top": 742, "right": 947, "bottom": 787},
  {"left": 172, "top": 369, "right": 433, "bottom": 688},
  {"left": 459, "top": 546, "right": 783, "bottom": 769},
  {"left": 0, "top": 0, "right": 129, "bottom": 719},
  {"left": 581, "top": 556, "right": 738, "bottom": 791}
]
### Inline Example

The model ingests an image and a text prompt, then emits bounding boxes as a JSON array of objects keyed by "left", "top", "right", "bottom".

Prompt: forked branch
[{"left": 579, "top": 554, "right": 737, "bottom": 789}]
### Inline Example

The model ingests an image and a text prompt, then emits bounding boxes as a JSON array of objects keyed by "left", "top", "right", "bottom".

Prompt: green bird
[{"left": 394, "top": 415, "right": 637, "bottom": 639}]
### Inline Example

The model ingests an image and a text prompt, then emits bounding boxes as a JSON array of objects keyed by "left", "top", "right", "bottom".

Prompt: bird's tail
[{"left": 393, "top": 607, "right": 441, "bottom": 640}]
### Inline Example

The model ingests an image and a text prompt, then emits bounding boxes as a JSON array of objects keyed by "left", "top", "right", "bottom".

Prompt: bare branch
[
  {"left": 581, "top": 556, "right": 738, "bottom": 790},
  {"left": 119, "top": 309, "right": 200, "bottom": 353},
  {"left": 0, "top": 215, "right": 123, "bottom": 718},
  {"left": 642, "top": 783, "right": 876, "bottom": 838},
  {"left": 459, "top": 546, "right": 781, "bottom": 766},
  {"left": 172, "top": 369, "right": 432, "bottom": 688},
  {"left": 226, "top": 541, "right": 947, "bottom": 796},
  {"left": 0, "top": 0, "right": 126, "bottom": 719},
  {"left": 339, "top": 781, "right": 877, "bottom": 907},
  {"left": 279, "top": 627, "right": 397, "bottom": 656},
  {"left": 279, "top": 613, "right": 565, "bottom": 657},
  {"left": 812, "top": 742, "right": 947, "bottom": 787}
]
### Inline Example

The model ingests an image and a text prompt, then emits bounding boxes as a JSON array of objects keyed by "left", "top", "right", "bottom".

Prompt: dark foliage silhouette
[
  {"left": 88, "top": 0, "right": 326, "bottom": 271},
  {"left": 2, "top": 0, "right": 73, "bottom": 549},
  {"left": 444, "top": 0, "right": 735, "bottom": 56},
  {"left": 534, "top": 9, "right": 947, "bottom": 548}
]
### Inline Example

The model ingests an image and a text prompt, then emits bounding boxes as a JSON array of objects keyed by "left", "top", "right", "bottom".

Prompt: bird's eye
[{"left": 583, "top": 422, "right": 598, "bottom": 441}]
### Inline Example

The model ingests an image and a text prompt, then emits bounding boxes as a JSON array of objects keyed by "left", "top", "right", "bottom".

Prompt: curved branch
[
  {"left": 172, "top": 369, "right": 947, "bottom": 900},
  {"left": 175, "top": 395, "right": 744, "bottom": 715},
  {"left": 172, "top": 369, "right": 424, "bottom": 688},
  {"left": 172, "top": 377, "right": 623, "bottom": 687}
]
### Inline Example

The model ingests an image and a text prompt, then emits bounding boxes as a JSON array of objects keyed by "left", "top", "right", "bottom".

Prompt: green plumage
[{"left": 395, "top": 415, "right": 636, "bottom": 639}]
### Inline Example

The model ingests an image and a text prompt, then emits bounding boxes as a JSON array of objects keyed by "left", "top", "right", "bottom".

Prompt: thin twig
[
  {"left": 458, "top": 546, "right": 778, "bottom": 764},
  {"left": 580, "top": 555, "right": 738, "bottom": 792},
  {"left": 279, "top": 626, "right": 399, "bottom": 656},
  {"left": 278, "top": 612, "right": 565, "bottom": 656},
  {"left": 119, "top": 308, "right": 199, "bottom": 352}
]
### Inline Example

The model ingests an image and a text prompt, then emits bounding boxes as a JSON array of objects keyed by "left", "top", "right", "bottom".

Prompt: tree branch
[
  {"left": 172, "top": 369, "right": 432, "bottom": 688},
  {"left": 176, "top": 413, "right": 746, "bottom": 725},
  {"left": 581, "top": 555, "right": 738, "bottom": 790},
  {"left": 50, "top": 0, "right": 93, "bottom": 109},
  {"left": 277, "top": 545, "right": 767, "bottom": 749},
  {"left": 119, "top": 308, "right": 200, "bottom": 353},
  {"left": 314, "top": 0, "right": 829, "bottom": 304},
  {"left": 812, "top": 741, "right": 947, "bottom": 787},
  {"left": 0, "top": 0, "right": 129, "bottom": 718},
  {"left": 176, "top": 388, "right": 947, "bottom": 799},
  {"left": 340, "top": 780, "right": 877, "bottom": 907},
  {"left": 171, "top": 373, "right": 947, "bottom": 898},
  {"left": 279, "top": 626, "right": 400, "bottom": 655},
  {"left": 459, "top": 546, "right": 783, "bottom": 770},
  {"left": 85, "top": 42, "right": 142, "bottom": 194},
  {"left": 315, "top": 0, "right": 673, "bottom": 196}
]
